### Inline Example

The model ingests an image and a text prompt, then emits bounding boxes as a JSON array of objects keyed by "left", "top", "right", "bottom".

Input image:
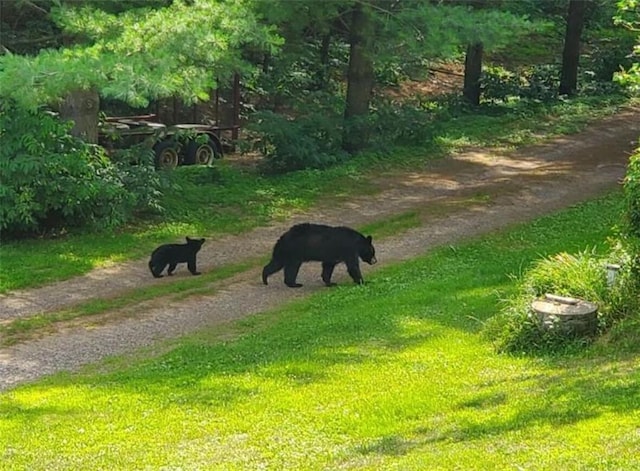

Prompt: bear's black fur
[
  {"left": 262, "top": 223, "right": 377, "bottom": 288},
  {"left": 148, "top": 237, "right": 205, "bottom": 278}
]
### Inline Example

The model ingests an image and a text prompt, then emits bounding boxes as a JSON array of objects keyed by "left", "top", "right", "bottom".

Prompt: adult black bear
[
  {"left": 262, "top": 223, "right": 377, "bottom": 288},
  {"left": 148, "top": 237, "right": 205, "bottom": 278}
]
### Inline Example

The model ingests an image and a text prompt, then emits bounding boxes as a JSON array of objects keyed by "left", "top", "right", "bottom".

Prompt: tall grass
[{"left": 2, "top": 192, "right": 638, "bottom": 470}]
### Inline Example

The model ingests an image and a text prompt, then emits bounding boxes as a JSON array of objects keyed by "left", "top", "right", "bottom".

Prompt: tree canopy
[{"left": 1, "top": 0, "right": 281, "bottom": 109}]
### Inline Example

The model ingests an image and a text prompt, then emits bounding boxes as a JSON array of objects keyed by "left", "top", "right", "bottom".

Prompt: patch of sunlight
[{"left": 434, "top": 135, "right": 474, "bottom": 150}]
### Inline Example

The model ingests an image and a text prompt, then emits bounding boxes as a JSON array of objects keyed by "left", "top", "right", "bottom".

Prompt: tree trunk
[
  {"left": 59, "top": 88, "right": 100, "bottom": 143},
  {"left": 342, "top": 3, "right": 374, "bottom": 154},
  {"left": 559, "top": 0, "right": 587, "bottom": 96},
  {"left": 463, "top": 42, "right": 483, "bottom": 106}
]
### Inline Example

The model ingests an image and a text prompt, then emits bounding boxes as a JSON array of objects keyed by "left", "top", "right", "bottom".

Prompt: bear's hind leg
[
  {"left": 167, "top": 262, "right": 178, "bottom": 276},
  {"left": 321, "top": 262, "right": 337, "bottom": 287},
  {"left": 149, "top": 261, "right": 165, "bottom": 278},
  {"left": 284, "top": 261, "right": 303, "bottom": 288},
  {"left": 262, "top": 259, "right": 284, "bottom": 285}
]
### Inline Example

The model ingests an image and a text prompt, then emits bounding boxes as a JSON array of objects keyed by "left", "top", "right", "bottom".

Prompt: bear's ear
[
  {"left": 366, "top": 235, "right": 372, "bottom": 244},
  {"left": 186, "top": 236, "right": 192, "bottom": 242}
]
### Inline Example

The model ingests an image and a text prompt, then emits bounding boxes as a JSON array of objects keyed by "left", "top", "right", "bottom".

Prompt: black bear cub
[
  {"left": 149, "top": 237, "right": 205, "bottom": 278},
  {"left": 262, "top": 223, "right": 377, "bottom": 288}
]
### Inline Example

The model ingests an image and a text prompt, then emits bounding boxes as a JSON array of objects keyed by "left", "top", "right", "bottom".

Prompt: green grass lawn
[
  {"left": 2, "top": 191, "right": 639, "bottom": 470},
  {"left": 0, "top": 94, "right": 631, "bottom": 293}
]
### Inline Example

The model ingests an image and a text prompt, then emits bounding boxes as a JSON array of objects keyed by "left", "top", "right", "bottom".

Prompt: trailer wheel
[
  {"left": 184, "top": 135, "right": 222, "bottom": 165},
  {"left": 154, "top": 141, "right": 180, "bottom": 169}
]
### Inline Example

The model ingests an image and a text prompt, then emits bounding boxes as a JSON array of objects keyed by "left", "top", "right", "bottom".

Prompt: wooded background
[{"left": 0, "top": 0, "right": 638, "bottom": 235}]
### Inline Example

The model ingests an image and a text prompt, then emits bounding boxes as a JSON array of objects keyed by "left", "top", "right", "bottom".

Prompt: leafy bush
[
  {"left": 606, "top": 241, "right": 640, "bottom": 322},
  {"left": 521, "top": 64, "right": 560, "bottom": 101},
  {"left": 368, "top": 97, "right": 438, "bottom": 150},
  {"left": 0, "top": 101, "right": 159, "bottom": 236},
  {"left": 482, "top": 63, "right": 628, "bottom": 105},
  {"left": 623, "top": 144, "right": 640, "bottom": 238},
  {"left": 609, "top": 145, "right": 640, "bottom": 322},
  {"left": 585, "top": 29, "right": 638, "bottom": 82},
  {"left": 480, "top": 66, "right": 523, "bottom": 103},
  {"left": 246, "top": 101, "right": 348, "bottom": 174},
  {"left": 108, "top": 144, "right": 166, "bottom": 217},
  {"left": 482, "top": 65, "right": 560, "bottom": 103}
]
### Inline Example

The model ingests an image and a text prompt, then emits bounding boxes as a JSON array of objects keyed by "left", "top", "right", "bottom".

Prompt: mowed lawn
[{"left": 1, "top": 192, "right": 639, "bottom": 470}]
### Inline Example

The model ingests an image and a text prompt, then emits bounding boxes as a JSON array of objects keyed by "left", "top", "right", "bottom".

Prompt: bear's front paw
[{"left": 192, "top": 272, "right": 201, "bottom": 276}]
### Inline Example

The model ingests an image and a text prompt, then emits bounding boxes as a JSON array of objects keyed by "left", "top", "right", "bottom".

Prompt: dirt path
[{"left": 1, "top": 108, "right": 638, "bottom": 390}]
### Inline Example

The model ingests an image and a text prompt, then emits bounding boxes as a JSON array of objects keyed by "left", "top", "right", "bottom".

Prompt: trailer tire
[
  {"left": 154, "top": 140, "right": 180, "bottom": 169},
  {"left": 184, "top": 135, "right": 222, "bottom": 165}
]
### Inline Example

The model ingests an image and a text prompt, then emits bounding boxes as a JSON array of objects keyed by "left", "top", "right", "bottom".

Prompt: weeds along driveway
[{"left": 0, "top": 108, "right": 638, "bottom": 390}]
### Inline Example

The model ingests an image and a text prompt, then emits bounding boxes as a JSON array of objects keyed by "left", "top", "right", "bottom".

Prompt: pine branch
[{"left": 22, "top": 0, "right": 49, "bottom": 16}]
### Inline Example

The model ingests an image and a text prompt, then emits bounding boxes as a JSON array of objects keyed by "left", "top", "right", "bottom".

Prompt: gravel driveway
[{"left": 1, "top": 108, "right": 638, "bottom": 390}]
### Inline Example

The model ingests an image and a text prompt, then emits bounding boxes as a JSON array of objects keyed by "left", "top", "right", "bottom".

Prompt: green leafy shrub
[
  {"left": 482, "top": 63, "right": 627, "bottom": 105},
  {"left": 0, "top": 101, "right": 153, "bottom": 236},
  {"left": 108, "top": 144, "right": 166, "bottom": 217},
  {"left": 606, "top": 241, "right": 640, "bottom": 322},
  {"left": 246, "top": 105, "right": 348, "bottom": 174},
  {"left": 481, "top": 66, "right": 522, "bottom": 103},
  {"left": 623, "top": 145, "right": 640, "bottom": 238},
  {"left": 585, "top": 29, "right": 638, "bottom": 82},
  {"left": 482, "top": 65, "right": 560, "bottom": 103},
  {"left": 609, "top": 145, "right": 640, "bottom": 323},
  {"left": 521, "top": 64, "right": 560, "bottom": 101},
  {"left": 368, "top": 97, "right": 438, "bottom": 149}
]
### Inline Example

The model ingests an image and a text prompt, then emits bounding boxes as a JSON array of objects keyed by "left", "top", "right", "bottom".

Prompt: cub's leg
[
  {"left": 321, "top": 262, "right": 337, "bottom": 287},
  {"left": 284, "top": 261, "right": 303, "bottom": 288},
  {"left": 187, "top": 257, "right": 201, "bottom": 275},
  {"left": 167, "top": 262, "right": 178, "bottom": 276}
]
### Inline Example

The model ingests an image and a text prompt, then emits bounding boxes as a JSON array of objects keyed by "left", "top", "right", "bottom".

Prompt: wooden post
[{"left": 463, "top": 42, "right": 483, "bottom": 106}]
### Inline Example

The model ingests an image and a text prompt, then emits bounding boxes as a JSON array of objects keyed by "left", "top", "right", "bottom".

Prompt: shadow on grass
[{"left": 358, "top": 356, "right": 639, "bottom": 457}]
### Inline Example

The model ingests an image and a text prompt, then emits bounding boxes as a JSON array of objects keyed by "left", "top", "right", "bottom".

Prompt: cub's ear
[
  {"left": 199, "top": 238, "right": 205, "bottom": 244},
  {"left": 186, "top": 236, "right": 192, "bottom": 242},
  {"left": 366, "top": 235, "right": 373, "bottom": 243}
]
